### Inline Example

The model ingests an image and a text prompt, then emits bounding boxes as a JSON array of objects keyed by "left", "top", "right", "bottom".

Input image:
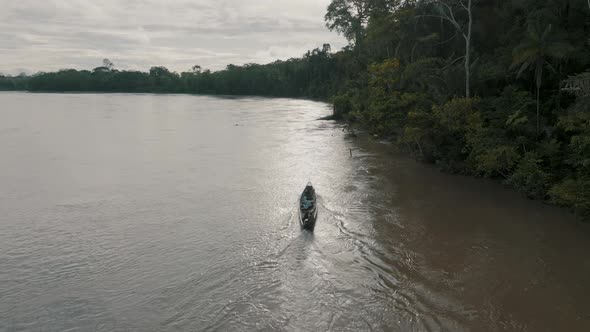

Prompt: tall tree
[
  {"left": 103, "top": 58, "right": 114, "bottom": 71},
  {"left": 512, "top": 23, "right": 573, "bottom": 134},
  {"left": 424, "top": 0, "right": 474, "bottom": 98},
  {"left": 192, "top": 65, "right": 202, "bottom": 74},
  {"left": 325, "top": 0, "right": 373, "bottom": 52}
]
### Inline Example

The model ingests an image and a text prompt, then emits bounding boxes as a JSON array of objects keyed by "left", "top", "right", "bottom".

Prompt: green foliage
[
  {"left": 429, "top": 98, "right": 480, "bottom": 172},
  {"left": 433, "top": 98, "right": 478, "bottom": 133},
  {"left": 400, "top": 109, "right": 436, "bottom": 160},
  {"left": 363, "top": 58, "right": 434, "bottom": 138},
  {"left": 338, "top": 0, "right": 590, "bottom": 210},
  {"left": 13, "top": 45, "right": 357, "bottom": 100},
  {"left": 550, "top": 178, "right": 590, "bottom": 215},
  {"left": 509, "top": 153, "right": 552, "bottom": 199},
  {"left": 512, "top": 24, "right": 572, "bottom": 82},
  {"left": 327, "top": 0, "right": 590, "bottom": 216},
  {"left": 512, "top": 21, "right": 574, "bottom": 133},
  {"left": 325, "top": 0, "right": 372, "bottom": 48},
  {"left": 0, "top": 74, "right": 29, "bottom": 90},
  {"left": 474, "top": 146, "right": 520, "bottom": 179},
  {"left": 332, "top": 94, "right": 355, "bottom": 120}
]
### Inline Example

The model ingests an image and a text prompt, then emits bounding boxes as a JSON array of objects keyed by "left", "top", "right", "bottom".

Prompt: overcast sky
[{"left": 0, "top": 0, "right": 346, "bottom": 75}]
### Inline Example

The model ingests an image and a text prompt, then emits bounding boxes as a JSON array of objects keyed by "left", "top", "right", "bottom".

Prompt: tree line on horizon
[
  {"left": 1, "top": 0, "right": 589, "bottom": 217},
  {"left": 0, "top": 47, "right": 347, "bottom": 99}
]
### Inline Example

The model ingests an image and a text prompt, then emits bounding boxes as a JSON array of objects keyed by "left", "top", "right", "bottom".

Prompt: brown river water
[{"left": 0, "top": 92, "right": 589, "bottom": 331}]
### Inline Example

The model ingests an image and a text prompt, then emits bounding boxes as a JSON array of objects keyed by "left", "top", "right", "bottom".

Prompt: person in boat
[{"left": 301, "top": 195, "right": 313, "bottom": 210}]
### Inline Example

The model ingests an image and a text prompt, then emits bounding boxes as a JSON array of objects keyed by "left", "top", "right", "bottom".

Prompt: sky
[{"left": 0, "top": 0, "right": 347, "bottom": 75}]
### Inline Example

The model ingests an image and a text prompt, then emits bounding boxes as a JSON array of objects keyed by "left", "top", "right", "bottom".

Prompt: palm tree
[{"left": 512, "top": 23, "right": 573, "bottom": 134}]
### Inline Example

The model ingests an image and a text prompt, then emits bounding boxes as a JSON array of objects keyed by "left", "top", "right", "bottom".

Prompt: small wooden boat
[{"left": 299, "top": 183, "right": 318, "bottom": 231}]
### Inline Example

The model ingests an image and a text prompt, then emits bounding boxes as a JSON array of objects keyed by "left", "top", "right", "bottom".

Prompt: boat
[{"left": 299, "top": 183, "right": 318, "bottom": 231}]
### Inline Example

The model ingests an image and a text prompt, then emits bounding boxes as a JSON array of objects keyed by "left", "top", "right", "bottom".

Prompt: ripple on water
[{"left": 2, "top": 93, "right": 589, "bottom": 331}]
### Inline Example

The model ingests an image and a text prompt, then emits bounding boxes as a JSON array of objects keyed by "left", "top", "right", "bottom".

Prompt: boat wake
[{"left": 199, "top": 191, "right": 468, "bottom": 331}]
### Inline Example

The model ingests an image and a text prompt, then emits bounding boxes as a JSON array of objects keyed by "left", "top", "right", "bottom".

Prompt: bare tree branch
[{"left": 421, "top": 0, "right": 474, "bottom": 97}]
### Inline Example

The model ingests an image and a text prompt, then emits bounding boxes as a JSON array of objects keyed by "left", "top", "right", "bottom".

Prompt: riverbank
[
  {"left": 344, "top": 123, "right": 590, "bottom": 330},
  {"left": 338, "top": 117, "right": 590, "bottom": 223}
]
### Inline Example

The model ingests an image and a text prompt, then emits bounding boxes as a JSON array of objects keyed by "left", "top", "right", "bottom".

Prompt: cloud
[{"left": 0, "top": 0, "right": 346, "bottom": 75}]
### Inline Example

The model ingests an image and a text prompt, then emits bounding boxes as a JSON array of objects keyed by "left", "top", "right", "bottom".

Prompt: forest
[
  {"left": 1, "top": 0, "right": 589, "bottom": 216},
  {"left": 0, "top": 49, "right": 347, "bottom": 99}
]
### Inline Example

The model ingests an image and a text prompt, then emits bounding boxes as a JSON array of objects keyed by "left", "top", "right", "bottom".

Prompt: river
[{"left": 1, "top": 92, "right": 589, "bottom": 331}]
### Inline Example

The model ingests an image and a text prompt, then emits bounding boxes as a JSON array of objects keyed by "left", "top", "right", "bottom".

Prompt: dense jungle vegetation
[{"left": 1, "top": 0, "right": 589, "bottom": 216}]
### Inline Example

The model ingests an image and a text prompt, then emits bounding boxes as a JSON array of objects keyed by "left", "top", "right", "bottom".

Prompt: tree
[
  {"left": 424, "top": 0, "right": 475, "bottom": 98},
  {"left": 325, "top": 0, "right": 373, "bottom": 51},
  {"left": 563, "top": 72, "right": 590, "bottom": 101},
  {"left": 512, "top": 23, "right": 573, "bottom": 134},
  {"left": 103, "top": 58, "right": 114, "bottom": 71}
]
